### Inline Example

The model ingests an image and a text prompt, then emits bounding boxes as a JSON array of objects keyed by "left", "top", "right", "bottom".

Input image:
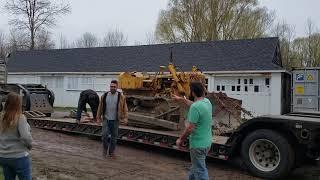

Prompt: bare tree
[
  {"left": 311, "top": 33, "right": 320, "bottom": 66},
  {"left": 271, "top": 20, "right": 295, "bottom": 69},
  {"left": 102, "top": 29, "right": 127, "bottom": 47},
  {"left": 4, "top": 0, "right": 70, "bottom": 50},
  {"left": 0, "top": 31, "right": 7, "bottom": 58},
  {"left": 306, "top": 18, "right": 316, "bottom": 66},
  {"left": 36, "top": 30, "right": 55, "bottom": 50},
  {"left": 291, "top": 34, "right": 320, "bottom": 67},
  {"left": 7, "top": 29, "right": 29, "bottom": 52},
  {"left": 58, "top": 33, "right": 69, "bottom": 49},
  {"left": 134, "top": 41, "right": 142, "bottom": 46},
  {"left": 145, "top": 31, "right": 158, "bottom": 45},
  {"left": 76, "top": 32, "right": 99, "bottom": 48},
  {"left": 291, "top": 37, "right": 309, "bottom": 67},
  {"left": 288, "top": 19, "right": 320, "bottom": 68}
]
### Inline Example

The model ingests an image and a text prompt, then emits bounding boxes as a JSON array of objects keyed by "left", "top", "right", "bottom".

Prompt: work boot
[
  {"left": 109, "top": 153, "right": 117, "bottom": 159},
  {"left": 102, "top": 149, "right": 108, "bottom": 159}
]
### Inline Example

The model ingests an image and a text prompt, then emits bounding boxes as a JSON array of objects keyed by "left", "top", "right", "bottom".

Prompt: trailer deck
[{"left": 27, "top": 117, "right": 231, "bottom": 160}]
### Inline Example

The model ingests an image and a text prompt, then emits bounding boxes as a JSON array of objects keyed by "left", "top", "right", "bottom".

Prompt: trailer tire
[
  {"left": 241, "top": 129, "right": 294, "bottom": 179},
  {"left": 45, "top": 113, "right": 51, "bottom": 117}
]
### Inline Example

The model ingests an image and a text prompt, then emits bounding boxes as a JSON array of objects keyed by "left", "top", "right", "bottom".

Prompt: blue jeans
[
  {"left": 189, "top": 147, "right": 210, "bottom": 180},
  {"left": 0, "top": 156, "right": 32, "bottom": 180},
  {"left": 102, "top": 120, "right": 119, "bottom": 155}
]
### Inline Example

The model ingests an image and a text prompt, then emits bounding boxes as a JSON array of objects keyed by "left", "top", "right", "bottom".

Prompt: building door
[{"left": 40, "top": 76, "right": 64, "bottom": 107}]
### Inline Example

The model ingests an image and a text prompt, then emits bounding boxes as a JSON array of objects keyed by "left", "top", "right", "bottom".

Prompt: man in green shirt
[{"left": 174, "top": 81, "right": 213, "bottom": 180}]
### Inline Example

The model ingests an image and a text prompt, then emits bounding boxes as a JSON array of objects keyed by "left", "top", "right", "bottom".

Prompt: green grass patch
[
  {"left": 0, "top": 167, "right": 4, "bottom": 180},
  {"left": 54, "top": 106, "right": 77, "bottom": 112},
  {"left": 54, "top": 106, "right": 93, "bottom": 113}
]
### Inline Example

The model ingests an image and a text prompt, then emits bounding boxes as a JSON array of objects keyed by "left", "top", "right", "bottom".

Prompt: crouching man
[{"left": 76, "top": 89, "right": 99, "bottom": 123}]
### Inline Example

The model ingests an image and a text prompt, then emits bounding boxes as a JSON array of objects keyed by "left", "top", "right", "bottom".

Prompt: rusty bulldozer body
[{"left": 119, "top": 63, "right": 252, "bottom": 134}]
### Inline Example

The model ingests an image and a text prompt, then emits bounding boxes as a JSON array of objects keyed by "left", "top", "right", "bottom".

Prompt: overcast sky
[
  {"left": 0, "top": 0, "right": 319, "bottom": 45},
  {"left": 260, "top": 0, "right": 320, "bottom": 36}
]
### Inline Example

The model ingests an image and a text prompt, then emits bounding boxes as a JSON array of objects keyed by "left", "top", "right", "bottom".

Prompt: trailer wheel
[{"left": 241, "top": 129, "right": 294, "bottom": 179}]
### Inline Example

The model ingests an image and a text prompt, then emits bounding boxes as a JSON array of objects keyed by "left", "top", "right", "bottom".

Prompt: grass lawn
[
  {"left": 0, "top": 168, "right": 4, "bottom": 180},
  {"left": 54, "top": 106, "right": 93, "bottom": 113},
  {"left": 54, "top": 106, "right": 77, "bottom": 112}
]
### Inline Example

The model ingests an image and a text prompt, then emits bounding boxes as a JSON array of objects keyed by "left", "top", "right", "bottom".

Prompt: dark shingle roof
[{"left": 7, "top": 37, "right": 283, "bottom": 73}]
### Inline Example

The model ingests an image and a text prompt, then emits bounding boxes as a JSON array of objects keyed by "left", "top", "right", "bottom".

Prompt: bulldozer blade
[{"left": 128, "top": 112, "right": 179, "bottom": 130}]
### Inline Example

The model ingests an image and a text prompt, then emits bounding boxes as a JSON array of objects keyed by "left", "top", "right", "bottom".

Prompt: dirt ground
[
  {"left": 28, "top": 126, "right": 320, "bottom": 180},
  {"left": 30, "top": 127, "right": 256, "bottom": 180}
]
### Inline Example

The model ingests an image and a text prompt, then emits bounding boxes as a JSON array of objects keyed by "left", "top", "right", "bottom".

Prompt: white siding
[
  {"left": 8, "top": 74, "right": 117, "bottom": 107},
  {"left": 8, "top": 75, "right": 40, "bottom": 84},
  {"left": 40, "top": 76, "right": 65, "bottom": 106},
  {"left": 94, "top": 77, "right": 113, "bottom": 92},
  {"left": 207, "top": 73, "right": 281, "bottom": 116},
  {"left": 8, "top": 72, "right": 283, "bottom": 115},
  {"left": 270, "top": 72, "right": 282, "bottom": 115},
  {"left": 61, "top": 75, "right": 117, "bottom": 107}
]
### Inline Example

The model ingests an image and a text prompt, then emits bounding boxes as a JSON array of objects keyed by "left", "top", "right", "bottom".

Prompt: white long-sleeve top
[{"left": 0, "top": 114, "right": 33, "bottom": 158}]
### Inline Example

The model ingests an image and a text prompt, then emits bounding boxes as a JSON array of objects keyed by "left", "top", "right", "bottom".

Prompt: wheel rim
[{"left": 249, "top": 139, "right": 281, "bottom": 172}]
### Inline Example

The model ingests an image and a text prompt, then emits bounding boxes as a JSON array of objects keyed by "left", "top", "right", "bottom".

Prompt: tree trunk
[{"left": 30, "top": 28, "right": 35, "bottom": 50}]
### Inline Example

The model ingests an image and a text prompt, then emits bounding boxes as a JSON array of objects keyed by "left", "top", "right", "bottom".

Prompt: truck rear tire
[{"left": 241, "top": 129, "right": 295, "bottom": 179}]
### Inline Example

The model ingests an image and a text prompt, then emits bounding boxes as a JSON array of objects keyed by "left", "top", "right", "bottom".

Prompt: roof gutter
[
  {"left": 8, "top": 72, "right": 125, "bottom": 75},
  {"left": 204, "top": 69, "right": 287, "bottom": 74},
  {"left": 8, "top": 69, "right": 288, "bottom": 76}
]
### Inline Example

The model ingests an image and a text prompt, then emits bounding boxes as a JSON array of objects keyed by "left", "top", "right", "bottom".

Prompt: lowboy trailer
[{"left": 27, "top": 111, "right": 320, "bottom": 179}]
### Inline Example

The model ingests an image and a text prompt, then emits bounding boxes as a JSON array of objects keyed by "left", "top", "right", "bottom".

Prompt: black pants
[
  {"left": 76, "top": 98, "right": 86, "bottom": 121},
  {"left": 76, "top": 99, "right": 98, "bottom": 121},
  {"left": 88, "top": 101, "right": 98, "bottom": 120}
]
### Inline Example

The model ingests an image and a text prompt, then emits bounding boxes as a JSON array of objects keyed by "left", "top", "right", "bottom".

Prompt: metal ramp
[
  {"left": 26, "top": 117, "right": 232, "bottom": 160},
  {"left": 24, "top": 111, "right": 46, "bottom": 118}
]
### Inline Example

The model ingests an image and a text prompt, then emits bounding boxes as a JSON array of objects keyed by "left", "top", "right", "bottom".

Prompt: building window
[
  {"left": 221, "top": 85, "right": 225, "bottom": 91},
  {"left": 265, "top": 78, "right": 270, "bottom": 86},
  {"left": 238, "top": 79, "right": 241, "bottom": 84},
  {"left": 216, "top": 85, "right": 220, "bottom": 91},
  {"left": 81, "top": 77, "right": 93, "bottom": 89},
  {"left": 67, "top": 77, "right": 93, "bottom": 90},
  {"left": 254, "top": 85, "right": 259, "bottom": 92},
  {"left": 95, "top": 78, "right": 112, "bottom": 91},
  {"left": 205, "top": 78, "right": 209, "bottom": 90},
  {"left": 249, "top": 79, "right": 253, "bottom": 84},
  {"left": 244, "top": 86, "right": 248, "bottom": 92},
  {"left": 41, "top": 76, "right": 63, "bottom": 88},
  {"left": 232, "top": 86, "right": 235, "bottom": 91},
  {"left": 237, "top": 85, "right": 241, "bottom": 91},
  {"left": 67, "top": 77, "right": 79, "bottom": 89},
  {"left": 244, "top": 79, "right": 248, "bottom": 84}
]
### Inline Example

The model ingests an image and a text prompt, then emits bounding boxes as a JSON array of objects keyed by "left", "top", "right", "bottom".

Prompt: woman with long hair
[{"left": 0, "top": 92, "right": 32, "bottom": 180}]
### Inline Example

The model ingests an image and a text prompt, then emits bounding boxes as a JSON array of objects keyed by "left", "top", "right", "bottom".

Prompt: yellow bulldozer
[
  {"left": 119, "top": 63, "right": 206, "bottom": 98},
  {"left": 118, "top": 60, "right": 252, "bottom": 134}
]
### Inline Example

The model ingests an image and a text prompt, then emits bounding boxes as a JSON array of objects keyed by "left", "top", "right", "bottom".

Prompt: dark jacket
[{"left": 79, "top": 89, "right": 99, "bottom": 108}]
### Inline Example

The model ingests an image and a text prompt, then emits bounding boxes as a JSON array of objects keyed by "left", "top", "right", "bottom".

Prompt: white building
[{"left": 6, "top": 37, "right": 289, "bottom": 116}]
